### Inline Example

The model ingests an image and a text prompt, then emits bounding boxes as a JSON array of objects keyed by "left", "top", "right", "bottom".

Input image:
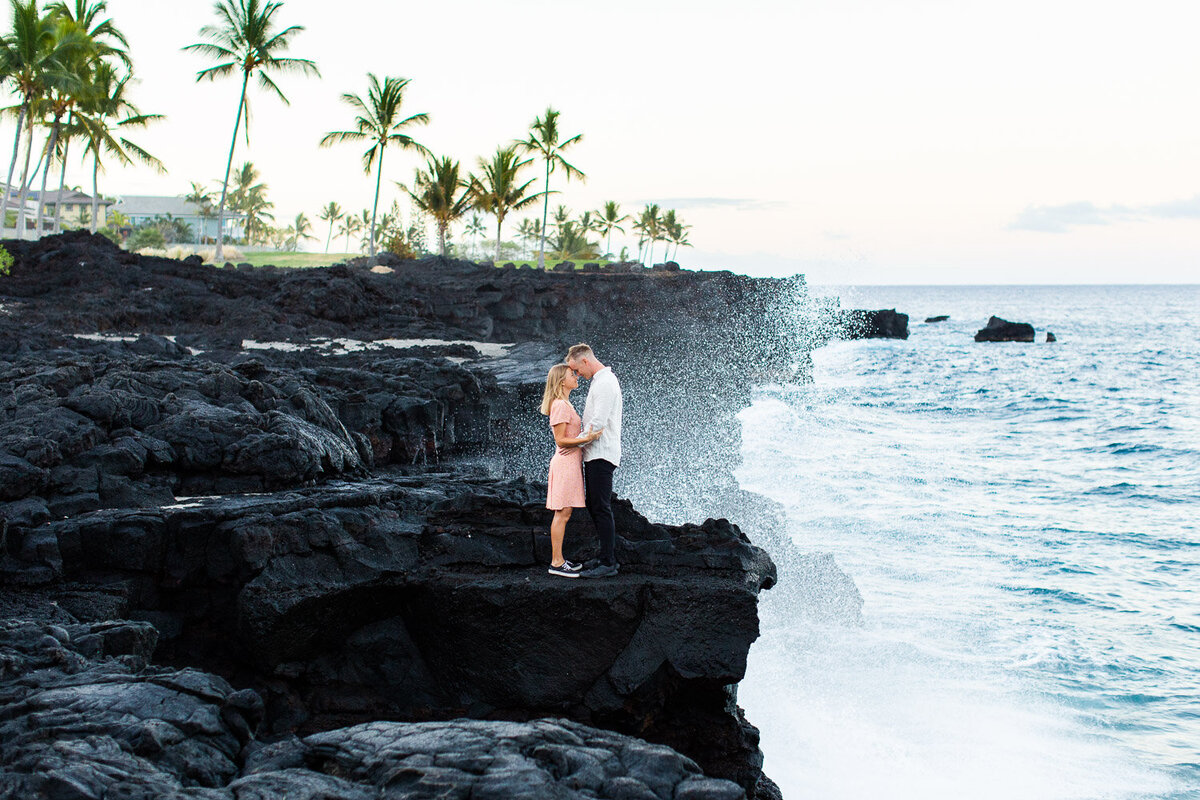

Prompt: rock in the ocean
[
  {"left": 840, "top": 308, "right": 909, "bottom": 339},
  {"left": 1046, "top": 331, "right": 1057, "bottom": 342},
  {"left": 974, "top": 316, "right": 1035, "bottom": 342},
  {"left": 924, "top": 315, "right": 949, "bottom": 323}
]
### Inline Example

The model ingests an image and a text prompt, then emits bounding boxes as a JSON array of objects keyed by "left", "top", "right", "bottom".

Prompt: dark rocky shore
[{"left": 0, "top": 232, "right": 849, "bottom": 799}]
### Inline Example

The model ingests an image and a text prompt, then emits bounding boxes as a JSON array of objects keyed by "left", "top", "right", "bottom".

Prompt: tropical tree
[
  {"left": 400, "top": 156, "right": 470, "bottom": 258},
  {"left": 516, "top": 217, "right": 537, "bottom": 258},
  {"left": 550, "top": 220, "right": 596, "bottom": 260},
  {"left": 595, "top": 201, "right": 628, "bottom": 259},
  {"left": 463, "top": 212, "right": 484, "bottom": 259},
  {"left": 184, "top": 0, "right": 318, "bottom": 262},
  {"left": 521, "top": 107, "right": 584, "bottom": 270},
  {"left": 184, "top": 181, "right": 213, "bottom": 243},
  {"left": 316, "top": 199, "right": 341, "bottom": 253},
  {"left": 0, "top": 1, "right": 89, "bottom": 236},
  {"left": 74, "top": 59, "right": 163, "bottom": 233},
  {"left": 551, "top": 204, "right": 569, "bottom": 239},
  {"left": 634, "top": 203, "right": 662, "bottom": 265},
  {"left": 284, "top": 210, "right": 312, "bottom": 250},
  {"left": 239, "top": 182, "right": 272, "bottom": 243},
  {"left": 661, "top": 209, "right": 691, "bottom": 261},
  {"left": 226, "top": 160, "right": 261, "bottom": 210},
  {"left": 42, "top": 0, "right": 129, "bottom": 232},
  {"left": 335, "top": 212, "right": 360, "bottom": 253},
  {"left": 469, "top": 144, "right": 540, "bottom": 263},
  {"left": 320, "top": 73, "right": 428, "bottom": 256}
]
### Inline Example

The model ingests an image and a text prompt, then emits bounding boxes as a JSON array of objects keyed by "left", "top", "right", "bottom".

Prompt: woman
[{"left": 540, "top": 363, "right": 602, "bottom": 577}]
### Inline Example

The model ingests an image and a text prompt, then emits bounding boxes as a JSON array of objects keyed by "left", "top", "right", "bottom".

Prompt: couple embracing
[{"left": 538, "top": 344, "right": 622, "bottom": 579}]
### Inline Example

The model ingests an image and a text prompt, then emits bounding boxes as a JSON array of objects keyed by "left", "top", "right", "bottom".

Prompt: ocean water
[{"left": 735, "top": 285, "right": 1200, "bottom": 800}]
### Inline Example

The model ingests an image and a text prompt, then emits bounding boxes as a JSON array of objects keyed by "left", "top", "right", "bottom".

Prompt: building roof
[
  {"left": 28, "top": 189, "right": 112, "bottom": 206},
  {"left": 113, "top": 195, "right": 248, "bottom": 219}
]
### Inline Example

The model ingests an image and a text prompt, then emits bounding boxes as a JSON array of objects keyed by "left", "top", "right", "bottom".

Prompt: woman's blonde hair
[{"left": 539, "top": 363, "right": 571, "bottom": 415}]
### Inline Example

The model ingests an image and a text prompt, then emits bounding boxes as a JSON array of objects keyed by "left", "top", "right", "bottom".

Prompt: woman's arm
[{"left": 553, "top": 422, "right": 602, "bottom": 448}]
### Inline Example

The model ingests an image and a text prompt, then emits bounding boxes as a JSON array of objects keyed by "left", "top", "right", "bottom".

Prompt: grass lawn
[{"left": 239, "top": 250, "right": 357, "bottom": 268}]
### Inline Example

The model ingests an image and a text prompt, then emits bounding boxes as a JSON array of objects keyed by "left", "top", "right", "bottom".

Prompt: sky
[{"left": 17, "top": 0, "right": 1199, "bottom": 284}]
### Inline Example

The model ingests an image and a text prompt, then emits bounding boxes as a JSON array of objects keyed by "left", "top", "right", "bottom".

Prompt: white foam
[
  {"left": 241, "top": 337, "right": 511, "bottom": 359},
  {"left": 74, "top": 333, "right": 139, "bottom": 342}
]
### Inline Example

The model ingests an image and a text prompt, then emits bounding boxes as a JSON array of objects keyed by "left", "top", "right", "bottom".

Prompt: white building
[{"left": 111, "top": 195, "right": 246, "bottom": 243}]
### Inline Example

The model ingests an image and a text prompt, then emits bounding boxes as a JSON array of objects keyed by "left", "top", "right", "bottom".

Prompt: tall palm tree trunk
[
  {"left": 324, "top": 221, "right": 333, "bottom": 253},
  {"left": 438, "top": 220, "right": 447, "bottom": 258},
  {"left": 3, "top": 103, "right": 29, "bottom": 233},
  {"left": 369, "top": 146, "right": 384, "bottom": 256},
  {"left": 495, "top": 216, "right": 503, "bottom": 262},
  {"left": 35, "top": 118, "right": 62, "bottom": 238},
  {"left": 52, "top": 112, "right": 74, "bottom": 233},
  {"left": 90, "top": 155, "right": 100, "bottom": 233},
  {"left": 52, "top": 118, "right": 73, "bottom": 233},
  {"left": 16, "top": 118, "right": 38, "bottom": 239},
  {"left": 606, "top": 229, "right": 613, "bottom": 260},
  {"left": 215, "top": 71, "right": 250, "bottom": 263},
  {"left": 537, "top": 160, "right": 550, "bottom": 269}
]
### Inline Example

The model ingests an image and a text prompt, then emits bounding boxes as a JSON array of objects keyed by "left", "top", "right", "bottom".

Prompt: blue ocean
[{"left": 735, "top": 285, "right": 1200, "bottom": 799}]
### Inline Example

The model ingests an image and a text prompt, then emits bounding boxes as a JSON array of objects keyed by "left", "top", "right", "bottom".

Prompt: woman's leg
[{"left": 550, "top": 507, "right": 573, "bottom": 565}]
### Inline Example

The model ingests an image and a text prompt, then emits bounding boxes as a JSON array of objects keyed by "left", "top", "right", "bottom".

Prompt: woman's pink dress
[{"left": 546, "top": 398, "right": 586, "bottom": 510}]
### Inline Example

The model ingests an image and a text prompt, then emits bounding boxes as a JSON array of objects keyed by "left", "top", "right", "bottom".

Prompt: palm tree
[
  {"left": 551, "top": 204, "right": 569, "bottom": 240},
  {"left": 44, "top": 0, "right": 129, "bottom": 233},
  {"left": 184, "top": 181, "right": 213, "bottom": 243},
  {"left": 0, "top": 1, "right": 88, "bottom": 237},
  {"left": 521, "top": 106, "right": 585, "bottom": 270},
  {"left": 469, "top": 144, "right": 540, "bottom": 263},
  {"left": 515, "top": 217, "right": 537, "bottom": 258},
  {"left": 286, "top": 210, "right": 312, "bottom": 250},
  {"left": 316, "top": 200, "right": 341, "bottom": 253},
  {"left": 665, "top": 212, "right": 692, "bottom": 261},
  {"left": 184, "top": 0, "right": 318, "bottom": 262},
  {"left": 226, "top": 161, "right": 260, "bottom": 211},
  {"left": 596, "top": 201, "right": 628, "bottom": 259},
  {"left": 464, "top": 212, "right": 484, "bottom": 260},
  {"left": 74, "top": 59, "right": 163, "bottom": 233},
  {"left": 47, "top": 0, "right": 127, "bottom": 64},
  {"left": 320, "top": 73, "right": 428, "bottom": 256},
  {"left": 634, "top": 203, "right": 662, "bottom": 265},
  {"left": 335, "top": 212, "right": 360, "bottom": 253},
  {"left": 400, "top": 156, "right": 470, "bottom": 258},
  {"left": 239, "top": 182, "right": 272, "bottom": 244}
]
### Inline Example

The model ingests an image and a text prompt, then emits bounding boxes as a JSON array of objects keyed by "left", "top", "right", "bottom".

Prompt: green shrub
[
  {"left": 128, "top": 225, "right": 166, "bottom": 250},
  {"left": 0, "top": 244, "right": 12, "bottom": 277}
]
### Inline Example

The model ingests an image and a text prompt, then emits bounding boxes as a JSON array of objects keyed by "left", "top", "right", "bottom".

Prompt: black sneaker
[
  {"left": 548, "top": 561, "right": 582, "bottom": 578},
  {"left": 579, "top": 562, "right": 618, "bottom": 579}
]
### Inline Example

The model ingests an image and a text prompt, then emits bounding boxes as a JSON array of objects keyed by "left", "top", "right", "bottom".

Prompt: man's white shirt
[{"left": 581, "top": 367, "right": 622, "bottom": 466}]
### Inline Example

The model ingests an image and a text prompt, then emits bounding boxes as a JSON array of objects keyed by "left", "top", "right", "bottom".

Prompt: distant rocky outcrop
[
  {"left": 924, "top": 315, "right": 949, "bottom": 323},
  {"left": 974, "top": 316, "right": 1035, "bottom": 342},
  {"left": 840, "top": 308, "right": 909, "bottom": 340}
]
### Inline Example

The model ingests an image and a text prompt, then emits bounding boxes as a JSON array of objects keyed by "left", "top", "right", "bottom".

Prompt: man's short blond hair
[{"left": 566, "top": 344, "right": 594, "bottom": 362}]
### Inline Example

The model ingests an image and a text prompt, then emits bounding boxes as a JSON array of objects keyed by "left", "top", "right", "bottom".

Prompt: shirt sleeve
[
  {"left": 549, "top": 399, "right": 572, "bottom": 427},
  {"left": 587, "top": 376, "right": 617, "bottom": 432}
]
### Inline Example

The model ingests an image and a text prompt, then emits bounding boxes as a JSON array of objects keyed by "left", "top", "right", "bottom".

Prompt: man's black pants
[{"left": 585, "top": 459, "right": 617, "bottom": 566}]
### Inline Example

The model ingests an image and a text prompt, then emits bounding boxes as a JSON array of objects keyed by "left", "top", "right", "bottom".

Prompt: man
[{"left": 565, "top": 343, "right": 623, "bottom": 578}]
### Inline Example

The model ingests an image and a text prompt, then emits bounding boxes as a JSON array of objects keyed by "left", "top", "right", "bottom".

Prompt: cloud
[
  {"left": 642, "top": 197, "right": 787, "bottom": 212},
  {"left": 1009, "top": 194, "right": 1200, "bottom": 233}
]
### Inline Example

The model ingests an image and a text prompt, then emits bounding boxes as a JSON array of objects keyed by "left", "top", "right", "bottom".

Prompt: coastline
[{"left": 0, "top": 231, "right": 818, "bottom": 799}]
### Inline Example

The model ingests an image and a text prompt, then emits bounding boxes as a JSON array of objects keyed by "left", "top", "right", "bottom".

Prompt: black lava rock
[{"left": 974, "top": 316, "right": 1035, "bottom": 342}]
